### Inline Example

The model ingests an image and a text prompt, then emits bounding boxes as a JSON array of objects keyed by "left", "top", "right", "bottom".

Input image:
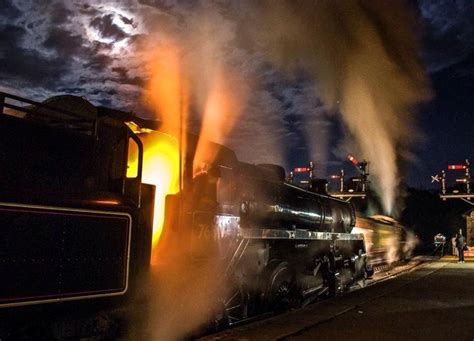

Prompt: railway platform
[{"left": 202, "top": 256, "right": 474, "bottom": 341}]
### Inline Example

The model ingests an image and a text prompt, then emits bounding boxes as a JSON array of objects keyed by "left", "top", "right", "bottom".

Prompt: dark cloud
[
  {"left": 119, "top": 14, "right": 134, "bottom": 27},
  {"left": 0, "top": 0, "right": 22, "bottom": 20},
  {"left": 43, "top": 28, "right": 85, "bottom": 57},
  {"left": 90, "top": 14, "right": 128, "bottom": 41},
  {"left": 50, "top": 2, "right": 72, "bottom": 24},
  {"left": 84, "top": 54, "right": 114, "bottom": 70},
  {"left": 78, "top": 3, "right": 100, "bottom": 16},
  {"left": 0, "top": 25, "right": 68, "bottom": 87},
  {"left": 111, "top": 67, "right": 145, "bottom": 86},
  {"left": 56, "top": 86, "right": 84, "bottom": 94},
  {"left": 0, "top": 24, "right": 24, "bottom": 50},
  {"left": 90, "top": 40, "right": 113, "bottom": 54},
  {"left": 419, "top": 0, "right": 474, "bottom": 74}
]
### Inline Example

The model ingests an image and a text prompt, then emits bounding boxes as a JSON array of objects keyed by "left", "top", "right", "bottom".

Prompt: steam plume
[
  {"left": 254, "top": 0, "right": 431, "bottom": 213},
  {"left": 134, "top": 5, "right": 249, "bottom": 338}
]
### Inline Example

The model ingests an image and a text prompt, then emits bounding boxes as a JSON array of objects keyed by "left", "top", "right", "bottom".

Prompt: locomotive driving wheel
[
  {"left": 207, "top": 283, "right": 249, "bottom": 331},
  {"left": 262, "top": 261, "right": 294, "bottom": 312},
  {"left": 223, "top": 284, "right": 249, "bottom": 326}
]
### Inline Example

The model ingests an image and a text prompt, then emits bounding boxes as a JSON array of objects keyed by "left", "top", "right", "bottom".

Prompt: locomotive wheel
[
  {"left": 223, "top": 284, "right": 249, "bottom": 326},
  {"left": 262, "top": 261, "right": 293, "bottom": 312}
]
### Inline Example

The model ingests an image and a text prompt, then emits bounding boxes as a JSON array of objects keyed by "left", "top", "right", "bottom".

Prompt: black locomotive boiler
[{"left": 160, "top": 141, "right": 372, "bottom": 325}]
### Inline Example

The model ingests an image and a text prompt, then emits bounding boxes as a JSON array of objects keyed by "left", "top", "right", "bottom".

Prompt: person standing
[
  {"left": 452, "top": 233, "right": 458, "bottom": 257},
  {"left": 457, "top": 229, "right": 465, "bottom": 263}
]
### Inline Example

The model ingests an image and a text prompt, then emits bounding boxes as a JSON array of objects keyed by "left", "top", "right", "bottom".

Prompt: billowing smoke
[{"left": 252, "top": 0, "right": 431, "bottom": 214}]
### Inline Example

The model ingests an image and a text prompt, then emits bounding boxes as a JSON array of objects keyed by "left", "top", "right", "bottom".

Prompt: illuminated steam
[
  {"left": 133, "top": 5, "right": 251, "bottom": 338},
  {"left": 254, "top": 0, "right": 431, "bottom": 213}
]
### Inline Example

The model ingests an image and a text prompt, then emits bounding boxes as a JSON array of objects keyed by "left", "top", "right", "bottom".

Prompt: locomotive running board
[{"left": 239, "top": 228, "right": 364, "bottom": 241}]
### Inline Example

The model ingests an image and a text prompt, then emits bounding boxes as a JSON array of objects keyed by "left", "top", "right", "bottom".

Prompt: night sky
[{"left": 0, "top": 0, "right": 472, "bottom": 192}]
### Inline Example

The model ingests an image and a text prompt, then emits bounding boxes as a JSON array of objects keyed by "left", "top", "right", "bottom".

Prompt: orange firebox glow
[
  {"left": 128, "top": 131, "right": 180, "bottom": 262},
  {"left": 140, "top": 42, "right": 188, "bottom": 264}
]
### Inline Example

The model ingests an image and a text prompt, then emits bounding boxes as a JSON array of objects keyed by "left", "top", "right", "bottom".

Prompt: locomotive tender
[
  {"left": 0, "top": 92, "right": 155, "bottom": 333},
  {"left": 0, "top": 91, "right": 371, "bottom": 331}
]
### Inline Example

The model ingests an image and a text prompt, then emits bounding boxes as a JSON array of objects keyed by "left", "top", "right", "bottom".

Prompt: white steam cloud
[{"left": 252, "top": 0, "right": 431, "bottom": 213}]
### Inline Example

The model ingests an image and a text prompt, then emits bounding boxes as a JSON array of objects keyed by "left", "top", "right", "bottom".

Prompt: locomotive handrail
[
  {"left": 239, "top": 228, "right": 365, "bottom": 241},
  {"left": 0, "top": 91, "right": 98, "bottom": 135},
  {"left": 129, "top": 131, "right": 143, "bottom": 181}
]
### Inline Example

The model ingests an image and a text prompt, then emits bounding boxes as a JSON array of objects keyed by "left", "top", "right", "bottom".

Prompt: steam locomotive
[
  {"left": 0, "top": 92, "right": 372, "bottom": 335},
  {"left": 160, "top": 138, "right": 372, "bottom": 326}
]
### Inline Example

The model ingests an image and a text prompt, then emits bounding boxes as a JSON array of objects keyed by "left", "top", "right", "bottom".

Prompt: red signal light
[
  {"left": 347, "top": 154, "right": 359, "bottom": 165},
  {"left": 448, "top": 164, "right": 466, "bottom": 170},
  {"left": 294, "top": 167, "right": 311, "bottom": 173}
]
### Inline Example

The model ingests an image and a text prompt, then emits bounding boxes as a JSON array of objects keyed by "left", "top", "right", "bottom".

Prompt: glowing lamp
[
  {"left": 347, "top": 154, "right": 359, "bottom": 165},
  {"left": 448, "top": 164, "right": 466, "bottom": 170},
  {"left": 294, "top": 167, "right": 311, "bottom": 173}
]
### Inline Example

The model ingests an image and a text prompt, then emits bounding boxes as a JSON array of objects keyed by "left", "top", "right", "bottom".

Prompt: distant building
[{"left": 463, "top": 208, "right": 474, "bottom": 247}]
